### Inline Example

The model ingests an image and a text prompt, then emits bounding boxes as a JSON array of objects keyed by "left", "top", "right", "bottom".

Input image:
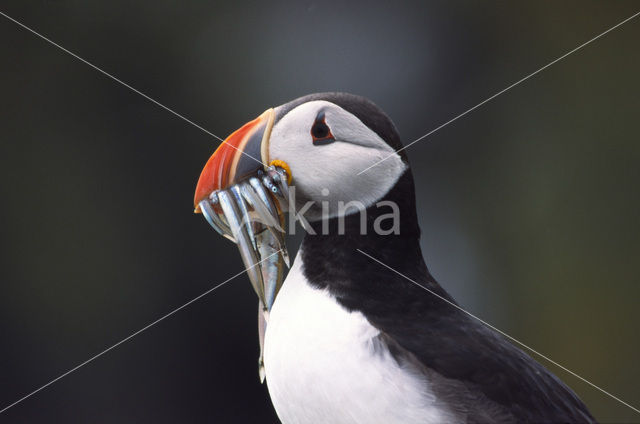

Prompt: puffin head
[{"left": 194, "top": 93, "right": 412, "bottom": 224}]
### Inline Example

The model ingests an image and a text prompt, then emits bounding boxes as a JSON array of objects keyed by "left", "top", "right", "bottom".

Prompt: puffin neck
[
  {"left": 305, "top": 170, "right": 420, "bottom": 238},
  {"left": 300, "top": 170, "right": 427, "bottom": 295}
]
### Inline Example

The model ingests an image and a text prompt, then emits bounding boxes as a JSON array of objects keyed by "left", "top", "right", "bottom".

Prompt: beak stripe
[{"left": 260, "top": 108, "right": 276, "bottom": 166}]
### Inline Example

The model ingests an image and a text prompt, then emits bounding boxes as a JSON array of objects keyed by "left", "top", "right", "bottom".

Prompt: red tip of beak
[{"left": 194, "top": 111, "right": 272, "bottom": 211}]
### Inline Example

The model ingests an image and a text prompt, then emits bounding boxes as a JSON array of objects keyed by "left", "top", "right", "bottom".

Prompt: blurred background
[{"left": 1, "top": 1, "right": 639, "bottom": 422}]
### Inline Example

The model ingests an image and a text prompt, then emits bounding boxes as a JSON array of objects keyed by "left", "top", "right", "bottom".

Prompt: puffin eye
[{"left": 311, "top": 113, "right": 335, "bottom": 146}]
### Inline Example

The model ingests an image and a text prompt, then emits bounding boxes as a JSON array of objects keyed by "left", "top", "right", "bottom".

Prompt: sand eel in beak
[{"left": 194, "top": 93, "right": 595, "bottom": 423}]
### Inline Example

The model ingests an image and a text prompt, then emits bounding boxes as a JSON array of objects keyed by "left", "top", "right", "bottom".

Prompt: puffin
[{"left": 193, "top": 93, "right": 596, "bottom": 423}]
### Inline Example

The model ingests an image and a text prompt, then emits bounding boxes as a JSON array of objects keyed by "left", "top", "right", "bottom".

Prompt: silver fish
[{"left": 199, "top": 167, "right": 290, "bottom": 381}]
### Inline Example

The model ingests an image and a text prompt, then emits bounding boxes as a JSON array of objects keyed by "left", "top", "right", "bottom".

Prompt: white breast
[{"left": 263, "top": 251, "right": 455, "bottom": 424}]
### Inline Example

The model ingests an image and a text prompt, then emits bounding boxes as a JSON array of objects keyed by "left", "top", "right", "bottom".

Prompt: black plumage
[{"left": 290, "top": 93, "right": 596, "bottom": 423}]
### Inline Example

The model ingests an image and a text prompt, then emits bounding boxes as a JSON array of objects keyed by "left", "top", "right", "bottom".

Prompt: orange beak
[{"left": 194, "top": 108, "right": 275, "bottom": 212}]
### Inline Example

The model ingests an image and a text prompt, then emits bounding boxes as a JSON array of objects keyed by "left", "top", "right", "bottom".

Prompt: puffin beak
[
  {"left": 194, "top": 108, "right": 275, "bottom": 210},
  {"left": 193, "top": 108, "right": 290, "bottom": 317}
]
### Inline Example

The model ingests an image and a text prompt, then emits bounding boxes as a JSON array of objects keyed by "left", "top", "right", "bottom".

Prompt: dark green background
[{"left": 1, "top": 1, "right": 638, "bottom": 422}]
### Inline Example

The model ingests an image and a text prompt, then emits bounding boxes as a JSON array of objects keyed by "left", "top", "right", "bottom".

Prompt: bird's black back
[{"left": 302, "top": 208, "right": 595, "bottom": 423}]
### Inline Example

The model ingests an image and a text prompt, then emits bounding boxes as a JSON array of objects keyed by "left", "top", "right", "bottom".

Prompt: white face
[{"left": 269, "top": 100, "right": 407, "bottom": 220}]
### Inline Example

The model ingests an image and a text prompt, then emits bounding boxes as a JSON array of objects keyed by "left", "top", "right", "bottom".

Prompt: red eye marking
[{"left": 311, "top": 112, "right": 335, "bottom": 146}]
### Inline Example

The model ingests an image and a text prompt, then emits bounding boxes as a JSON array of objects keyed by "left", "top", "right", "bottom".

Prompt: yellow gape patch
[{"left": 269, "top": 159, "right": 292, "bottom": 184}]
